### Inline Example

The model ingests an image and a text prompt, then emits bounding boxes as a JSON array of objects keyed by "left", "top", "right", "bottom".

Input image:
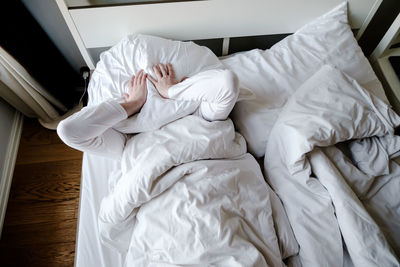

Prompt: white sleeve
[
  {"left": 168, "top": 69, "right": 239, "bottom": 121},
  {"left": 57, "top": 99, "right": 128, "bottom": 159}
]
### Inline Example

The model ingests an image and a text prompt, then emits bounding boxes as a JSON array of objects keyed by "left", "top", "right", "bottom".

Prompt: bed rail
[{"left": 56, "top": 0, "right": 382, "bottom": 69}]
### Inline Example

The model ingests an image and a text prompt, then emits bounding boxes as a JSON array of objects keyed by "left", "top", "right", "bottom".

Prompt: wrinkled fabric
[
  {"left": 222, "top": 2, "right": 387, "bottom": 157},
  {"left": 99, "top": 115, "right": 299, "bottom": 266},
  {"left": 57, "top": 99, "right": 128, "bottom": 159},
  {"left": 58, "top": 68, "right": 240, "bottom": 160},
  {"left": 88, "top": 34, "right": 244, "bottom": 134},
  {"left": 265, "top": 65, "right": 400, "bottom": 267}
]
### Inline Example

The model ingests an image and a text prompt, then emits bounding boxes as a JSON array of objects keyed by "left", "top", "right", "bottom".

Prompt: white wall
[
  {"left": 0, "top": 97, "right": 22, "bottom": 236},
  {"left": 21, "top": 0, "right": 86, "bottom": 73},
  {"left": 0, "top": 98, "right": 16, "bottom": 171}
]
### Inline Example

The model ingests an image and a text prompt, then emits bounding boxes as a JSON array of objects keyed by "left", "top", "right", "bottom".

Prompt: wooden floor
[{"left": 0, "top": 118, "right": 83, "bottom": 267}]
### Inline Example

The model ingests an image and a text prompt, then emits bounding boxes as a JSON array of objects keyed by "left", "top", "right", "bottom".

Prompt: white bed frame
[
  {"left": 53, "top": 1, "right": 386, "bottom": 267},
  {"left": 370, "top": 13, "right": 400, "bottom": 112},
  {"left": 56, "top": 0, "right": 382, "bottom": 70}
]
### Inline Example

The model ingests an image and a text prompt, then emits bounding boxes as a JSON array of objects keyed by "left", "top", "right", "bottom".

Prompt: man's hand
[
  {"left": 121, "top": 69, "right": 148, "bottom": 116},
  {"left": 148, "top": 63, "right": 179, "bottom": 98}
]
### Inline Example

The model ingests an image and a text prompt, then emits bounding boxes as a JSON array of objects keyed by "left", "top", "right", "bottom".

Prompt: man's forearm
[{"left": 121, "top": 99, "right": 145, "bottom": 117}]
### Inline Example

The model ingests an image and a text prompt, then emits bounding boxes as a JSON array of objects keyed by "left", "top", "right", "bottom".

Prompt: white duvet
[
  {"left": 98, "top": 115, "right": 299, "bottom": 266},
  {"left": 265, "top": 65, "right": 400, "bottom": 266}
]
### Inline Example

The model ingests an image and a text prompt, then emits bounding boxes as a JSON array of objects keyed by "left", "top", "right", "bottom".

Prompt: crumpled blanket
[
  {"left": 265, "top": 65, "right": 400, "bottom": 267},
  {"left": 98, "top": 115, "right": 299, "bottom": 266}
]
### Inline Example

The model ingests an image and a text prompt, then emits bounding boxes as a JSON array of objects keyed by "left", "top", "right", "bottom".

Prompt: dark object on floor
[{"left": 389, "top": 56, "right": 400, "bottom": 81}]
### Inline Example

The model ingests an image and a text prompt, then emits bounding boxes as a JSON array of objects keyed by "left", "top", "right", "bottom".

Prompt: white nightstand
[{"left": 370, "top": 13, "right": 400, "bottom": 113}]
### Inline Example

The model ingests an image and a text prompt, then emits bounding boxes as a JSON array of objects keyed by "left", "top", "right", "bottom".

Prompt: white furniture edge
[
  {"left": 55, "top": 0, "right": 95, "bottom": 69},
  {"left": 56, "top": 0, "right": 382, "bottom": 70},
  {"left": 370, "top": 13, "right": 400, "bottom": 60},
  {"left": 370, "top": 13, "right": 400, "bottom": 112},
  {"left": 355, "top": 0, "right": 382, "bottom": 40},
  {"left": 0, "top": 111, "right": 23, "bottom": 238},
  {"left": 376, "top": 50, "right": 400, "bottom": 98}
]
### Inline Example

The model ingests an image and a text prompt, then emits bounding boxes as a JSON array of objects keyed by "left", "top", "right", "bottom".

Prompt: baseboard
[{"left": 0, "top": 111, "right": 23, "bottom": 237}]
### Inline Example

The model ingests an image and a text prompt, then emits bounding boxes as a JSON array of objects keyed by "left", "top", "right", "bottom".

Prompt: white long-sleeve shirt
[{"left": 57, "top": 69, "right": 239, "bottom": 159}]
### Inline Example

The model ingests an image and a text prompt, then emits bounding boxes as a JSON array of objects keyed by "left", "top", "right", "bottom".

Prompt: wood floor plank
[
  {"left": 0, "top": 241, "right": 76, "bottom": 267},
  {"left": 12, "top": 159, "right": 82, "bottom": 184},
  {"left": 8, "top": 176, "right": 80, "bottom": 202},
  {"left": 1, "top": 219, "right": 77, "bottom": 245},
  {"left": 16, "top": 118, "right": 83, "bottom": 165},
  {"left": 0, "top": 118, "right": 82, "bottom": 266},
  {"left": 4, "top": 158, "right": 82, "bottom": 226},
  {"left": 16, "top": 143, "right": 82, "bottom": 165},
  {"left": 10, "top": 161, "right": 81, "bottom": 202},
  {"left": 19, "top": 119, "right": 63, "bottom": 146},
  {"left": 74, "top": 197, "right": 80, "bottom": 220},
  {"left": 4, "top": 200, "right": 77, "bottom": 226}
]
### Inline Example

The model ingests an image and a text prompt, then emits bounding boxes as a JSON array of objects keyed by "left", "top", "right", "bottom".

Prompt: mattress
[
  {"left": 72, "top": 4, "right": 398, "bottom": 265},
  {"left": 75, "top": 153, "right": 123, "bottom": 267}
]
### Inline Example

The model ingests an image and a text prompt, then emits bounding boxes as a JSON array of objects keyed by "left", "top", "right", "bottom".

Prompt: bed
[{"left": 54, "top": 1, "right": 400, "bottom": 266}]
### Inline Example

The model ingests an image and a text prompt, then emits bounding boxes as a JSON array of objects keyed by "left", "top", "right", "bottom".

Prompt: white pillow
[
  {"left": 221, "top": 2, "right": 388, "bottom": 157},
  {"left": 87, "top": 34, "right": 224, "bottom": 133}
]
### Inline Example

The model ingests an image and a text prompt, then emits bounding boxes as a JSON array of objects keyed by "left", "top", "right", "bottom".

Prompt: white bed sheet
[{"left": 75, "top": 153, "right": 123, "bottom": 267}]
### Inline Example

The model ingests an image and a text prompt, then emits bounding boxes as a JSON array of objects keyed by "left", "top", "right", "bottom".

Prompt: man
[{"left": 57, "top": 63, "right": 239, "bottom": 158}]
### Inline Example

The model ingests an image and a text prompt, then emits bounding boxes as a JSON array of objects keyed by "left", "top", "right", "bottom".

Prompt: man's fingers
[
  {"left": 136, "top": 70, "right": 144, "bottom": 85},
  {"left": 130, "top": 75, "right": 135, "bottom": 87},
  {"left": 159, "top": 63, "right": 167, "bottom": 77},
  {"left": 134, "top": 71, "right": 140, "bottom": 86},
  {"left": 167, "top": 63, "right": 175, "bottom": 78},
  {"left": 153, "top": 65, "right": 162, "bottom": 79},
  {"left": 147, "top": 75, "right": 157, "bottom": 85},
  {"left": 141, "top": 73, "right": 147, "bottom": 85}
]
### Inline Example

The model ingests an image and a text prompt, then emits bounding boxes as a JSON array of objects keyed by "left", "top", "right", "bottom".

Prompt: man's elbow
[{"left": 57, "top": 118, "right": 82, "bottom": 147}]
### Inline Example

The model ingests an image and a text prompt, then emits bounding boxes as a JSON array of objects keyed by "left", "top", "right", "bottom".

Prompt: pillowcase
[
  {"left": 87, "top": 34, "right": 224, "bottom": 133},
  {"left": 221, "top": 2, "right": 388, "bottom": 157}
]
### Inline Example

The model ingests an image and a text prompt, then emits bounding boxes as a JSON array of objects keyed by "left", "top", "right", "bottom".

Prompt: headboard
[{"left": 55, "top": 0, "right": 382, "bottom": 70}]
